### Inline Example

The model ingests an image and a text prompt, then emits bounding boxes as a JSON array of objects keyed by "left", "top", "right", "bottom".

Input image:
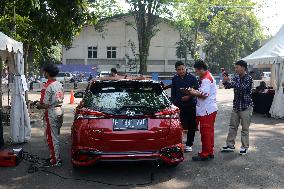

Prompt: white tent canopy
[
  {"left": 243, "top": 25, "right": 284, "bottom": 65},
  {"left": 242, "top": 25, "right": 284, "bottom": 119},
  {"left": 0, "top": 31, "right": 31, "bottom": 143}
]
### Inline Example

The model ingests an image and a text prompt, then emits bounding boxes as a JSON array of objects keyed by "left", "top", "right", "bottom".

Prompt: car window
[{"left": 83, "top": 82, "right": 170, "bottom": 114}]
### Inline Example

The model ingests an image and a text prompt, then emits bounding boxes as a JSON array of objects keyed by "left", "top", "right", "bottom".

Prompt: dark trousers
[{"left": 179, "top": 106, "right": 197, "bottom": 147}]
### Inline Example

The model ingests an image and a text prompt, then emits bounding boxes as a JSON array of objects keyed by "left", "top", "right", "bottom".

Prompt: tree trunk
[
  {"left": 27, "top": 46, "right": 34, "bottom": 74},
  {"left": 192, "top": 19, "right": 201, "bottom": 60},
  {"left": 139, "top": 54, "right": 147, "bottom": 74},
  {"left": 23, "top": 43, "right": 29, "bottom": 101},
  {"left": 139, "top": 38, "right": 151, "bottom": 75},
  {"left": 23, "top": 43, "right": 29, "bottom": 77},
  {"left": 134, "top": 3, "right": 157, "bottom": 75}
]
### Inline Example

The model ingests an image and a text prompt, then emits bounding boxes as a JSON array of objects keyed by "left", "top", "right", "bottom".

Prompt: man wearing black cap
[{"left": 222, "top": 60, "right": 253, "bottom": 155}]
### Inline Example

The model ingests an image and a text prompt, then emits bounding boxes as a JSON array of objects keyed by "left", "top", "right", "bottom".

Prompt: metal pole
[
  {"left": 7, "top": 66, "right": 10, "bottom": 107},
  {"left": 0, "top": 108, "right": 3, "bottom": 148},
  {"left": 0, "top": 58, "right": 3, "bottom": 148}
]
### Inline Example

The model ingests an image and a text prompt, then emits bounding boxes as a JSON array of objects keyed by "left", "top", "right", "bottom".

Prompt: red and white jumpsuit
[
  {"left": 196, "top": 71, "right": 218, "bottom": 157},
  {"left": 40, "top": 79, "right": 64, "bottom": 164}
]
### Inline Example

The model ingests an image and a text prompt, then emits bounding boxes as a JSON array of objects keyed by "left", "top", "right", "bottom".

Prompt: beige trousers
[{"left": 226, "top": 107, "right": 253, "bottom": 149}]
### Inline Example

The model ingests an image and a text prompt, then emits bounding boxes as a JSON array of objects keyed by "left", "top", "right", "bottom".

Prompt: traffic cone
[{"left": 70, "top": 90, "right": 75, "bottom": 104}]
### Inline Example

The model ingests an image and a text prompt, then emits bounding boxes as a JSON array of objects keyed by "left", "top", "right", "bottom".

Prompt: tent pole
[
  {"left": 7, "top": 66, "right": 10, "bottom": 106},
  {"left": 0, "top": 57, "right": 4, "bottom": 148}
]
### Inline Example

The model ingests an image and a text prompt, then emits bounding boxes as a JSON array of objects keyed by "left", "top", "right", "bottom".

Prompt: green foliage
[
  {"left": 174, "top": 0, "right": 214, "bottom": 60},
  {"left": 32, "top": 45, "right": 61, "bottom": 74},
  {"left": 0, "top": 0, "right": 263, "bottom": 75},
  {"left": 0, "top": 0, "right": 95, "bottom": 74},
  {"left": 204, "top": 5, "right": 263, "bottom": 71},
  {"left": 175, "top": 0, "right": 263, "bottom": 72},
  {"left": 90, "top": 0, "right": 125, "bottom": 18},
  {"left": 126, "top": 0, "right": 176, "bottom": 74},
  {"left": 125, "top": 40, "right": 139, "bottom": 72}
]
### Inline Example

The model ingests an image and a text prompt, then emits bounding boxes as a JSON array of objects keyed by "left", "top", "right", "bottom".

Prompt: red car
[{"left": 71, "top": 79, "right": 184, "bottom": 167}]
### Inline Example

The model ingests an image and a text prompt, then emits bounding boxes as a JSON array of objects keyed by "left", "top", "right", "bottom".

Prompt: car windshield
[{"left": 83, "top": 81, "right": 171, "bottom": 115}]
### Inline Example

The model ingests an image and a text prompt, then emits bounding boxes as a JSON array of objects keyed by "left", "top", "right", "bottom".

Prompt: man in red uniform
[
  {"left": 36, "top": 64, "right": 64, "bottom": 167},
  {"left": 182, "top": 59, "right": 218, "bottom": 161}
]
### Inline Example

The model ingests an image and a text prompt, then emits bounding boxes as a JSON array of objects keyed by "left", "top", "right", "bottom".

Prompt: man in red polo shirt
[{"left": 182, "top": 59, "right": 218, "bottom": 161}]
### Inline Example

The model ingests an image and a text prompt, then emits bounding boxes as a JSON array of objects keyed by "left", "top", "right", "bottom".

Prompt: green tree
[
  {"left": 125, "top": 0, "right": 175, "bottom": 74},
  {"left": 175, "top": 34, "right": 193, "bottom": 65},
  {"left": 125, "top": 40, "right": 139, "bottom": 72},
  {"left": 204, "top": 7, "right": 263, "bottom": 71},
  {"left": 90, "top": 0, "right": 125, "bottom": 18},
  {"left": 175, "top": 0, "right": 212, "bottom": 60},
  {"left": 0, "top": 0, "right": 95, "bottom": 76},
  {"left": 175, "top": 0, "right": 263, "bottom": 71},
  {"left": 33, "top": 45, "right": 62, "bottom": 75}
]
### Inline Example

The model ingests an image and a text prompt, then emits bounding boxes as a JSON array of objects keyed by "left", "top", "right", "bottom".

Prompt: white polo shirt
[{"left": 196, "top": 71, "right": 218, "bottom": 116}]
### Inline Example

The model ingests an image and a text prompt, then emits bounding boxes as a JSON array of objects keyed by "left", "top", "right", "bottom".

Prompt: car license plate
[{"left": 113, "top": 119, "right": 148, "bottom": 131}]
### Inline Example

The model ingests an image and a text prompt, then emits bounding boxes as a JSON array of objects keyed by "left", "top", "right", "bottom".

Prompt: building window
[
  {"left": 107, "top": 47, "right": 117, "bottom": 59},
  {"left": 88, "top": 46, "right": 97, "bottom": 59}
]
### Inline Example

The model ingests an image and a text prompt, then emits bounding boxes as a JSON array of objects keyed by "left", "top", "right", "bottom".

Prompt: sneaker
[
  {"left": 239, "top": 147, "right": 248, "bottom": 155},
  {"left": 54, "top": 158, "right": 63, "bottom": 167},
  {"left": 208, "top": 154, "right": 214, "bottom": 159},
  {"left": 221, "top": 145, "right": 235, "bottom": 152},
  {"left": 41, "top": 159, "right": 62, "bottom": 168},
  {"left": 198, "top": 152, "right": 214, "bottom": 159},
  {"left": 185, "top": 146, "right": 193, "bottom": 152},
  {"left": 192, "top": 155, "right": 209, "bottom": 161},
  {"left": 41, "top": 161, "right": 55, "bottom": 168}
]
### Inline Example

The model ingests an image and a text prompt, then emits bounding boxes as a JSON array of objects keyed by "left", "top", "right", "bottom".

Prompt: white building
[{"left": 62, "top": 14, "right": 186, "bottom": 74}]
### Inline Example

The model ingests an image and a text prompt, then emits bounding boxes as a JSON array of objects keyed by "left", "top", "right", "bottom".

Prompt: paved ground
[{"left": 0, "top": 89, "right": 284, "bottom": 189}]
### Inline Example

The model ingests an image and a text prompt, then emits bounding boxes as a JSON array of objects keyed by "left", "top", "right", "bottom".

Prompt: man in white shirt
[{"left": 181, "top": 59, "right": 218, "bottom": 161}]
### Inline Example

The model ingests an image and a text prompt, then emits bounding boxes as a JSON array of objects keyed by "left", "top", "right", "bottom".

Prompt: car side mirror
[{"left": 74, "top": 91, "right": 84, "bottom": 98}]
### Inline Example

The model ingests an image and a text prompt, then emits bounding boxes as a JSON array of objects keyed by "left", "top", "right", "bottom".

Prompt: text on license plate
[{"left": 113, "top": 119, "right": 148, "bottom": 130}]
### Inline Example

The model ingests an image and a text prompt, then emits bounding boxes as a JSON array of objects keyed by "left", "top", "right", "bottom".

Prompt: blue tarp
[{"left": 152, "top": 73, "right": 159, "bottom": 81}]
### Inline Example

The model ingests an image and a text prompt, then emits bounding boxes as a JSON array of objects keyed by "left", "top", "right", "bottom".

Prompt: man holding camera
[
  {"left": 222, "top": 60, "right": 253, "bottom": 155},
  {"left": 36, "top": 64, "right": 64, "bottom": 167}
]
